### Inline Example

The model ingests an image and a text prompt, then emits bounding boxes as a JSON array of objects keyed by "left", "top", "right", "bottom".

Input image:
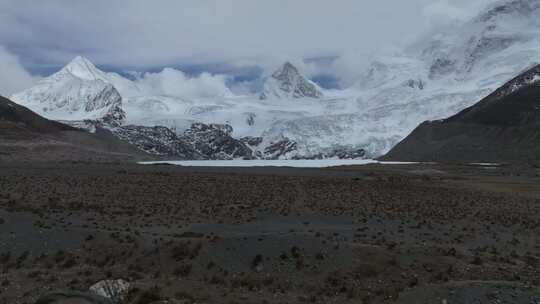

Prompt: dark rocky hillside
[
  {"left": 0, "top": 95, "right": 75, "bottom": 138},
  {"left": 381, "top": 64, "right": 540, "bottom": 164},
  {"left": 0, "top": 95, "right": 147, "bottom": 162}
]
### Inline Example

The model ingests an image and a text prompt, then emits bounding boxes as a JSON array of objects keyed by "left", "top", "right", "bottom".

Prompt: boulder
[{"left": 89, "top": 279, "right": 130, "bottom": 303}]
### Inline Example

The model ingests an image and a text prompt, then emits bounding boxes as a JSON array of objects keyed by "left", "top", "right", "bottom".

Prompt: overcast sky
[{"left": 0, "top": 0, "right": 495, "bottom": 95}]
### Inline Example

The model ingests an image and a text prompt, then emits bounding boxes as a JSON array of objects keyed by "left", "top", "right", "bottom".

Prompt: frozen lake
[{"left": 139, "top": 159, "right": 416, "bottom": 168}]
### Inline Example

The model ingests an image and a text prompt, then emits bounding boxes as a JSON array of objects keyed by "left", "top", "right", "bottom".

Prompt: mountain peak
[
  {"left": 70, "top": 55, "right": 93, "bottom": 65},
  {"left": 260, "top": 62, "right": 323, "bottom": 99},
  {"left": 60, "top": 56, "right": 106, "bottom": 81},
  {"left": 274, "top": 62, "right": 299, "bottom": 77},
  {"left": 11, "top": 54, "right": 125, "bottom": 124}
]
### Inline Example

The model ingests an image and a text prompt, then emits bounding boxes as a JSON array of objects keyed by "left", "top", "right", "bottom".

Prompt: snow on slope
[
  {"left": 263, "top": 0, "right": 540, "bottom": 157},
  {"left": 126, "top": 0, "right": 540, "bottom": 158},
  {"left": 11, "top": 56, "right": 127, "bottom": 123},
  {"left": 10, "top": 0, "right": 540, "bottom": 158}
]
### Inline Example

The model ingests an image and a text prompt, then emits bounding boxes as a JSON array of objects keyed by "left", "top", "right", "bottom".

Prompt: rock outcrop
[
  {"left": 89, "top": 279, "right": 131, "bottom": 303},
  {"left": 111, "top": 125, "right": 204, "bottom": 159},
  {"left": 181, "top": 123, "right": 254, "bottom": 160},
  {"left": 263, "top": 138, "right": 298, "bottom": 159}
]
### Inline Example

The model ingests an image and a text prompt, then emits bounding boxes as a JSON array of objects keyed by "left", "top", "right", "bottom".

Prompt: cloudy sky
[{"left": 0, "top": 0, "right": 495, "bottom": 95}]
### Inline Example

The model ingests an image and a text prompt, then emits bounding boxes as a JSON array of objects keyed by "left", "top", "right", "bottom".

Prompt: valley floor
[{"left": 1, "top": 162, "right": 540, "bottom": 303}]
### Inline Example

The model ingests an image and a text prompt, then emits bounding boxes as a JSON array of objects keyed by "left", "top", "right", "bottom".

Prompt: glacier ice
[{"left": 10, "top": 0, "right": 540, "bottom": 158}]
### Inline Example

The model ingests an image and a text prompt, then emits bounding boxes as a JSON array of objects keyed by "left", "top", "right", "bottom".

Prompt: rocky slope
[
  {"left": 0, "top": 95, "right": 147, "bottom": 162},
  {"left": 65, "top": 120, "right": 257, "bottom": 160},
  {"left": 111, "top": 122, "right": 256, "bottom": 160},
  {"left": 0, "top": 95, "right": 75, "bottom": 139},
  {"left": 381, "top": 64, "right": 540, "bottom": 163},
  {"left": 110, "top": 125, "right": 204, "bottom": 160},
  {"left": 181, "top": 123, "right": 255, "bottom": 160}
]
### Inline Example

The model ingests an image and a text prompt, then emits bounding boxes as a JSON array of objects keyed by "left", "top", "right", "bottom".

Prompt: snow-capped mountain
[
  {"left": 10, "top": 0, "right": 540, "bottom": 159},
  {"left": 11, "top": 56, "right": 127, "bottom": 125},
  {"left": 260, "top": 62, "right": 324, "bottom": 99},
  {"left": 286, "top": 0, "right": 540, "bottom": 156}
]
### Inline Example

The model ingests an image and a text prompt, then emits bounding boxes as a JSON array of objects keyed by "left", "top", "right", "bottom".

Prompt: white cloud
[
  {"left": 0, "top": 0, "right": 498, "bottom": 91},
  {"left": 423, "top": 0, "right": 468, "bottom": 23},
  {"left": 0, "top": 46, "right": 37, "bottom": 96},
  {"left": 133, "top": 68, "right": 233, "bottom": 99},
  {"left": 0, "top": 0, "right": 496, "bottom": 70}
]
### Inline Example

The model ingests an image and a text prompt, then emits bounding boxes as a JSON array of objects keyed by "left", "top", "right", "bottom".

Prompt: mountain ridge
[
  {"left": 381, "top": 63, "right": 540, "bottom": 163},
  {"left": 0, "top": 94, "right": 151, "bottom": 162},
  {"left": 0, "top": 95, "right": 75, "bottom": 137},
  {"left": 10, "top": 0, "right": 540, "bottom": 159}
]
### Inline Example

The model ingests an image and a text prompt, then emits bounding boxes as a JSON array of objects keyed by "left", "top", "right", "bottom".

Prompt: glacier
[{"left": 10, "top": 0, "right": 540, "bottom": 159}]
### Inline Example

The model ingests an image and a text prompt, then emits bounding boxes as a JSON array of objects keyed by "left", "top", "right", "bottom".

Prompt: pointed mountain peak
[
  {"left": 283, "top": 61, "right": 296, "bottom": 68},
  {"left": 260, "top": 62, "right": 323, "bottom": 99},
  {"left": 69, "top": 55, "right": 94, "bottom": 65},
  {"left": 272, "top": 62, "right": 300, "bottom": 79},
  {"left": 60, "top": 56, "right": 106, "bottom": 81}
]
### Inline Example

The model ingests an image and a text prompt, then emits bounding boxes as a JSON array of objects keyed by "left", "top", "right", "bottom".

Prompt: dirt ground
[{"left": 0, "top": 162, "right": 539, "bottom": 303}]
